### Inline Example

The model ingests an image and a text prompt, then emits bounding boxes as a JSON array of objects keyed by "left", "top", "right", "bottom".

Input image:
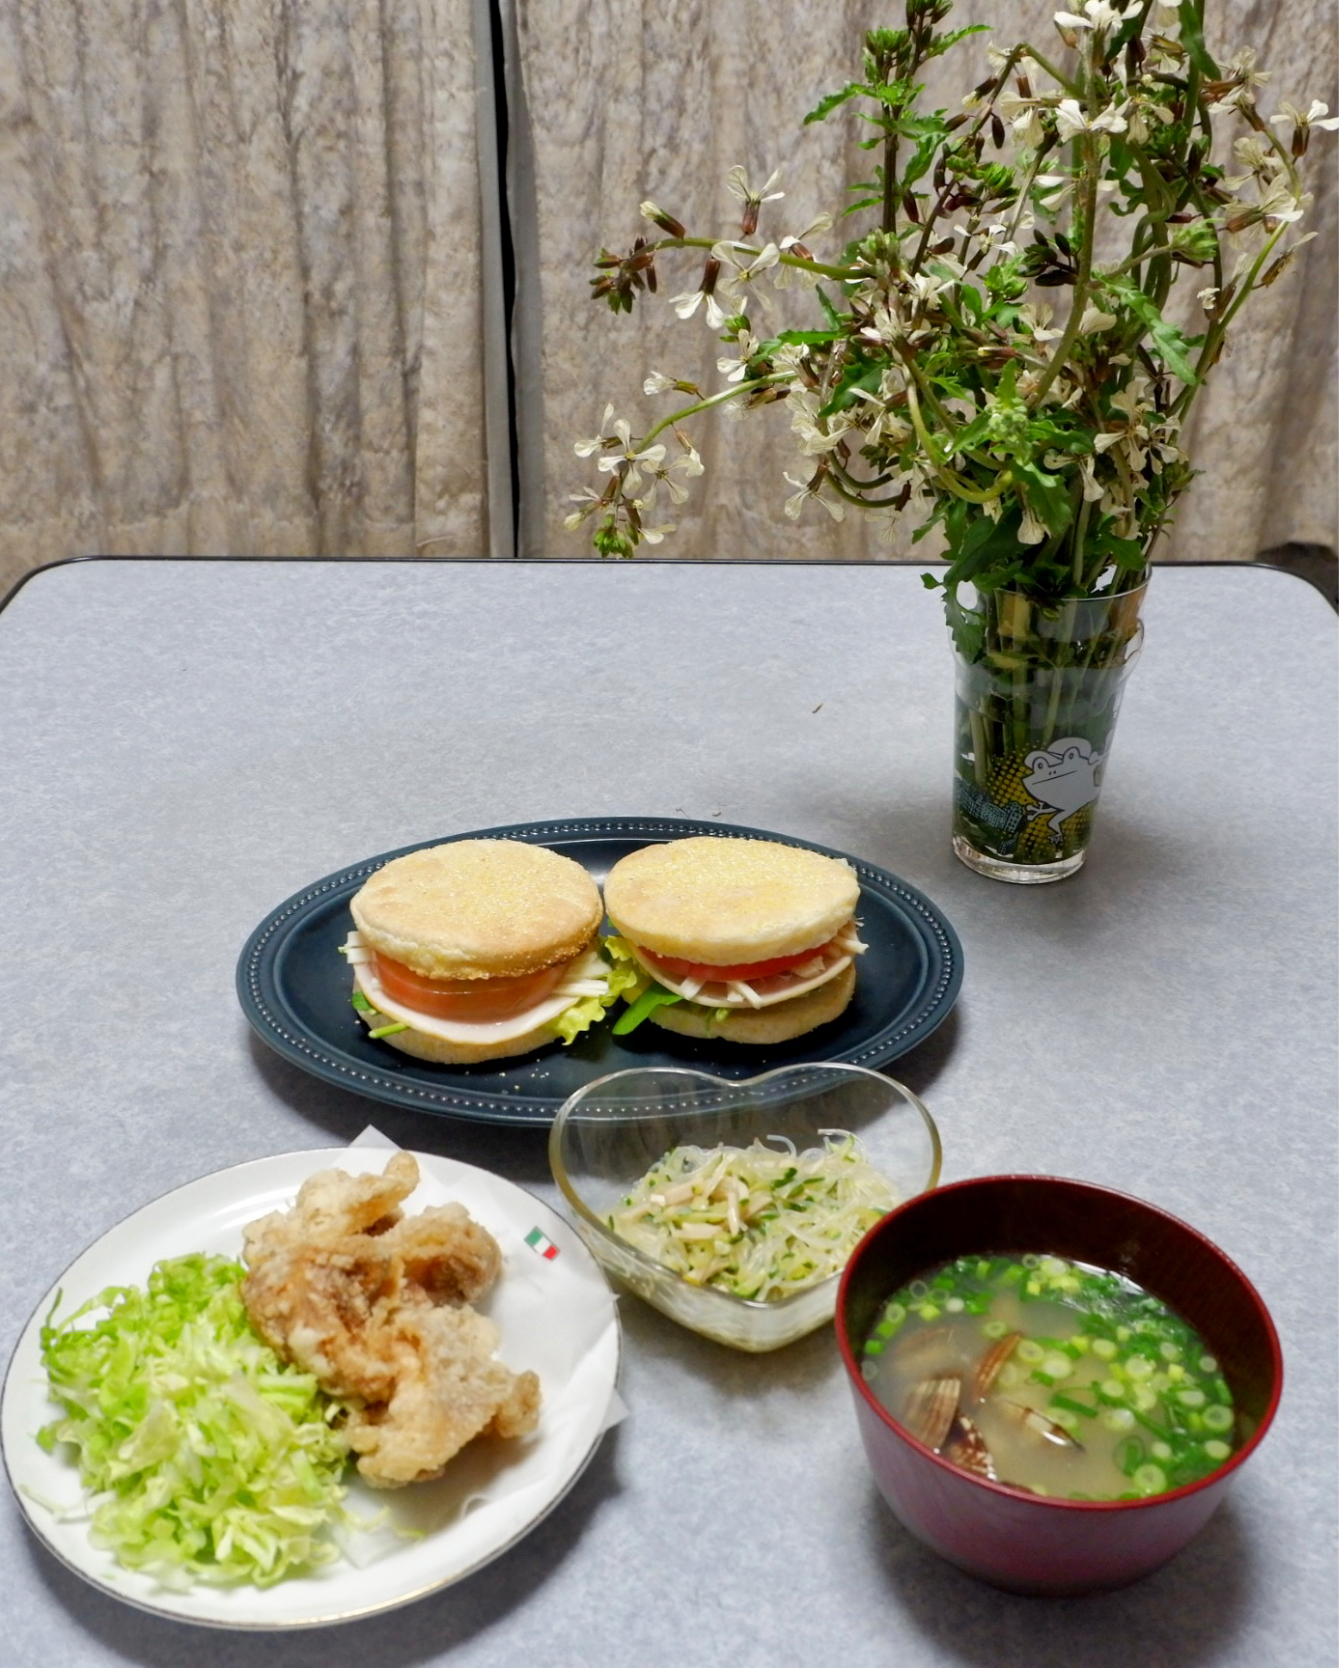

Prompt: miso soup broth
[{"left": 861, "top": 1253, "right": 1242, "bottom": 1500}]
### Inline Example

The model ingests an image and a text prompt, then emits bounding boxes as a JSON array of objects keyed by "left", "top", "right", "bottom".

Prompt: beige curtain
[
  {"left": 2, "top": 3, "right": 1331, "bottom": 588},
  {"left": 513, "top": 0, "right": 1338, "bottom": 562},
  {"left": 0, "top": 0, "right": 499, "bottom": 597}
]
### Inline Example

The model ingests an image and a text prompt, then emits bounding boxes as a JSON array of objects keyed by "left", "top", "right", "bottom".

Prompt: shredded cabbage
[
  {"left": 37, "top": 1253, "right": 350, "bottom": 1589},
  {"left": 608, "top": 1134, "right": 899, "bottom": 1301}
]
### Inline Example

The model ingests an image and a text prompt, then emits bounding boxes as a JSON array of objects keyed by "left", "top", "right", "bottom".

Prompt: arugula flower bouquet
[{"left": 567, "top": 0, "right": 1334, "bottom": 880}]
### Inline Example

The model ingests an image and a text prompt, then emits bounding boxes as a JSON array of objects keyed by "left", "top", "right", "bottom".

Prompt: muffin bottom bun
[
  {"left": 603, "top": 836, "right": 861, "bottom": 965},
  {"left": 351, "top": 839, "right": 602, "bottom": 980},
  {"left": 646, "top": 963, "right": 857, "bottom": 1044}
]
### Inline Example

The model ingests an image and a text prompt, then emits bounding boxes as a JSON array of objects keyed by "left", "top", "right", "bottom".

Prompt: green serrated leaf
[
  {"left": 1014, "top": 459, "right": 1074, "bottom": 538},
  {"left": 1105, "top": 278, "right": 1200, "bottom": 384},
  {"left": 926, "top": 23, "right": 991, "bottom": 58},
  {"left": 818, "top": 360, "right": 884, "bottom": 419},
  {"left": 803, "top": 82, "right": 867, "bottom": 125},
  {"left": 943, "top": 503, "right": 1024, "bottom": 588}
]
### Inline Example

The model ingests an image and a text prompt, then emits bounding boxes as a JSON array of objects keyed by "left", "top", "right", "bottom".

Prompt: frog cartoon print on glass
[{"left": 1021, "top": 739, "right": 1102, "bottom": 842}]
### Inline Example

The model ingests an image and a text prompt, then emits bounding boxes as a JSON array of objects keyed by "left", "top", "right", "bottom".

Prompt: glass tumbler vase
[{"left": 949, "top": 582, "right": 1147, "bottom": 883}]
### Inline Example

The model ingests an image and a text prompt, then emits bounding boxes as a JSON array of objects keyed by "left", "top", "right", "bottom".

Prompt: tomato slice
[
  {"left": 371, "top": 952, "right": 566, "bottom": 1022},
  {"left": 639, "top": 939, "right": 835, "bottom": 984}
]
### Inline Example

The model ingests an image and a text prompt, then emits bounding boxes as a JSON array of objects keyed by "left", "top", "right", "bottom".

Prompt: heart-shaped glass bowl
[{"left": 548, "top": 1063, "right": 942, "bottom": 1351}]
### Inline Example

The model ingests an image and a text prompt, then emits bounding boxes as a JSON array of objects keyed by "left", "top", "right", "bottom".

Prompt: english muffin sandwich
[
  {"left": 603, "top": 836, "right": 866, "bottom": 1043},
  {"left": 342, "top": 839, "right": 632, "bottom": 1063}
]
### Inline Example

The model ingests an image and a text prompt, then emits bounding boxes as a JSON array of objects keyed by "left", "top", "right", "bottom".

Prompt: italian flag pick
[{"left": 525, "top": 1226, "right": 560, "bottom": 1260}]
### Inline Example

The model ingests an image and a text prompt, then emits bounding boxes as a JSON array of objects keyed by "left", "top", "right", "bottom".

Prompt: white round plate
[{"left": 1, "top": 1148, "right": 621, "bottom": 1629}]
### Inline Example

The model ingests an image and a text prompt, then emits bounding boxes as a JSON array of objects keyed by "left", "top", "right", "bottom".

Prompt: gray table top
[{"left": 1, "top": 557, "right": 1335, "bottom": 1667}]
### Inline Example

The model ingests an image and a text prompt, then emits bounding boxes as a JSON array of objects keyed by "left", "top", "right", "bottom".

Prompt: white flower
[
  {"left": 1229, "top": 135, "right": 1285, "bottom": 182},
  {"left": 1270, "top": 99, "right": 1339, "bottom": 133},
  {"left": 635, "top": 436, "right": 707, "bottom": 506},
  {"left": 726, "top": 166, "right": 784, "bottom": 235},
  {"left": 578, "top": 405, "right": 667, "bottom": 494},
  {"left": 779, "top": 213, "right": 833, "bottom": 251},
  {"left": 908, "top": 269, "right": 953, "bottom": 306},
  {"left": 1257, "top": 179, "right": 1310, "bottom": 224},
  {"left": 1208, "top": 51, "right": 1272, "bottom": 114},
  {"left": 845, "top": 384, "right": 910, "bottom": 450},
  {"left": 999, "top": 92, "right": 1046, "bottom": 150},
  {"left": 1018, "top": 504, "right": 1048, "bottom": 544},
  {"left": 563, "top": 487, "right": 604, "bottom": 529},
  {"left": 774, "top": 214, "right": 833, "bottom": 289},
  {"left": 711, "top": 241, "right": 781, "bottom": 313},
  {"left": 1055, "top": 98, "right": 1128, "bottom": 144},
  {"left": 1059, "top": 1, "right": 1139, "bottom": 29},
  {"left": 783, "top": 472, "right": 845, "bottom": 522},
  {"left": 670, "top": 436, "right": 705, "bottom": 478},
  {"left": 726, "top": 166, "right": 784, "bottom": 208},
  {"left": 643, "top": 371, "right": 676, "bottom": 395},
  {"left": 669, "top": 287, "right": 729, "bottom": 329},
  {"left": 1078, "top": 304, "right": 1118, "bottom": 334},
  {"left": 790, "top": 395, "right": 856, "bottom": 456},
  {"left": 1196, "top": 285, "right": 1220, "bottom": 313},
  {"left": 1055, "top": 1, "right": 1137, "bottom": 46},
  {"left": 573, "top": 403, "right": 620, "bottom": 457},
  {"left": 1092, "top": 381, "right": 1159, "bottom": 472},
  {"left": 598, "top": 438, "right": 666, "bottom": 495},
  {"left": 857, "top": 301, "right": 908, "bottom": 349},
  {"left": 636, "top": 519, "right": 676, "bottom": 544},
  {"left": 1019, "top": 303, "right": 1063, "bottom": 342},
  {"left": 1227, "top": 48, "right": 1271, "bottom": 88},
  {"left": 717, "top": 341, "right": 756, "bottom": 384}
]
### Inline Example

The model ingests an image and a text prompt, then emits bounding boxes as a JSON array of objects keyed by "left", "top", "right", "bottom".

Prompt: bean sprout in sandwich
[{"left": 603, "top": 836, "right": 867, "bottom": 1043}]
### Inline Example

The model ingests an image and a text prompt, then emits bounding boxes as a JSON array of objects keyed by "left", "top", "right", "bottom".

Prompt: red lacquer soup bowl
[{"left": 835, "top": 1175, "right": 1282, "bottom": 1597}]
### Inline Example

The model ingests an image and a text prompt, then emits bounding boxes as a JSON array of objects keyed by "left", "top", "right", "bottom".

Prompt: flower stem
[
  {"left": 1028, "top": 135, "right": 1098, "bottom": 408},
  {"left": 638, "top": 373, "right": 792, "bottom": 449}
]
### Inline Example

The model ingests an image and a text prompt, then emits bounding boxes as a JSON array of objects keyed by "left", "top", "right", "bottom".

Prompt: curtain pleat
[{"left": 0, "top": 0, "right": 492, "bottom": 594}]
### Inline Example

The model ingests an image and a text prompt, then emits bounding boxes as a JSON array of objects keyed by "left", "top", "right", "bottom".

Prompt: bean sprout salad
[{"left": 608, "top": 1133, "right": 897, "bottom": 1301}]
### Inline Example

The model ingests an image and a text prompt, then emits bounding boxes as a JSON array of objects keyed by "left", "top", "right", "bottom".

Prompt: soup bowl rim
[{"left": 835, "top": 1170, "right": 1284, "bottom": 1513}]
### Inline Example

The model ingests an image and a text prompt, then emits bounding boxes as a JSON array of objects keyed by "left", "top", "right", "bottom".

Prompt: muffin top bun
[
  {"left": 350, "top": 839, "right": 602, "bottom": 981},
  {"left": 603, "top": 836, "right": 860, "bottom": 965}
]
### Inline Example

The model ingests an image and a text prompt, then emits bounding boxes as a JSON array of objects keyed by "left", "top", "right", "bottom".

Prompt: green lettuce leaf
[{"left": 554, "top": 963, "right": 636, "bottom": 1045}]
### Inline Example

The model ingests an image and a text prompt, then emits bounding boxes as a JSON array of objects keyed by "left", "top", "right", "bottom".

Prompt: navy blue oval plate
[{"left": 236, "top": 817, "right": 964, "bottom": 1126}]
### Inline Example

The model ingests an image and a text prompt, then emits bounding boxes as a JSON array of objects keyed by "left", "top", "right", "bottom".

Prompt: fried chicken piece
[
  {"left": 240, "top": 1154, "right": 539, "bottom": 1487},
  {"left": 345, "top": 1306, "right": 542, "bottom": 1486}
]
